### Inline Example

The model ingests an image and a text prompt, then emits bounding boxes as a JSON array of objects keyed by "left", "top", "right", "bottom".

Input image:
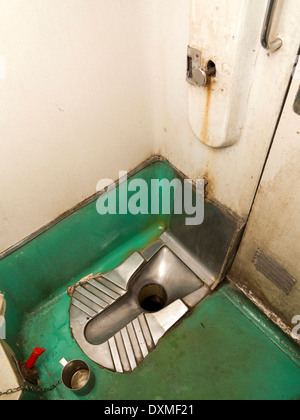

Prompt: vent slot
[{"left": 253, "top": 250, "right": 296, "bottom": 295}]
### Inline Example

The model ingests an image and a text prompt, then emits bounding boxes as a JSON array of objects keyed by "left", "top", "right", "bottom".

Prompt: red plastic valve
[{"left": 25, "top": 347, "right": 45, "bottom": 370}]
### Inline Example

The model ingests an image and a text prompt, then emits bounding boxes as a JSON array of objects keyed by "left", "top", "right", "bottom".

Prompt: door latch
[{"left": 187, "top": 47, "right": 216, "bottom": 87}]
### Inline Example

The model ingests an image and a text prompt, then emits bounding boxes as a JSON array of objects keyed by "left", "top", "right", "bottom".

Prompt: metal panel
[
  {"left": 230, "top": 60, "right": 300, "bottom": 331},
  {"left": 188, "top": 0, "right": 267, "bottom": 147},
  {"left": 168, "top": 182, "right": 244, "bottom": 288}
]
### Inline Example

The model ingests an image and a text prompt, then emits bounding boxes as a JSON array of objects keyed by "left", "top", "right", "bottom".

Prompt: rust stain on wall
[{"left": 201, "top": 82, "right": 213, "bottom": 144}]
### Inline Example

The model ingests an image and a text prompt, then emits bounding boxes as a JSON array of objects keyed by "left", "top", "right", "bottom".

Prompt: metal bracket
[
  {"left": 261, "top": 0, "right": 283, "bottom": 52},
  {"left": 187, "top": 47, "right": 216, "bottom": 87}
]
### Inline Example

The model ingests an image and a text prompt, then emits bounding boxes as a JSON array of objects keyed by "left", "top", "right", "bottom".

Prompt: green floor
[
  {"left": 1, "top": 160, "right": 299, "bottom": 400},
  {"left": 19, "top": 280, "right": 300, "bottom": 401}
]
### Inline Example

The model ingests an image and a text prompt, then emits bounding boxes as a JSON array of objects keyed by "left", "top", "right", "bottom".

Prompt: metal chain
[{"left": 0, "top": 379, "right": 62, "bottom": 397}]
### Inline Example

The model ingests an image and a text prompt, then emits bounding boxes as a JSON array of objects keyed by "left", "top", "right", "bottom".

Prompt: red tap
[{"left": 25, "top": 347, "right": 45, "bottom": 370}]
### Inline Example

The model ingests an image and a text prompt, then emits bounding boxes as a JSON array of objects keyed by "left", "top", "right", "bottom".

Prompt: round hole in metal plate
[{"left": 138, "top": 284, "right": 167, "bottom": 313}]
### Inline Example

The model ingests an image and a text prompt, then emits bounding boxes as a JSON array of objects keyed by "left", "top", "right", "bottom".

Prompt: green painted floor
[
  {"left": 2, "top": 160, "right": 299, "bottom": 400},
  {"left": 19, "top": 280, "right": 300, "bottom": 401}
]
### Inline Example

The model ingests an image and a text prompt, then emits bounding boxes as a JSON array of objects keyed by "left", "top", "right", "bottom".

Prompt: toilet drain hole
[{"left": 138, "top": 284, "right": 167, "bottom": 313}]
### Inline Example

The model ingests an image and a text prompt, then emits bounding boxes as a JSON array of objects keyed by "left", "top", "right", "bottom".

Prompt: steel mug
[{"left": 60, "top": 358, "right": 95, "bottom": 396}]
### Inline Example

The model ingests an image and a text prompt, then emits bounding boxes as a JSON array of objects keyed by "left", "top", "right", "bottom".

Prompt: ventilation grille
[{"left": 253, "top": 250, "right": 296, "bottom": 295}]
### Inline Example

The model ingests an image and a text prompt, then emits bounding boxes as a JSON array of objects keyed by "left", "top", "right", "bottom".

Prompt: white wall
[
  {"left": 1, "top": 0, "right": 299, "bottom": 255},
  {"left": 0, "top": 0, "right": 155, "bottom": 253}
]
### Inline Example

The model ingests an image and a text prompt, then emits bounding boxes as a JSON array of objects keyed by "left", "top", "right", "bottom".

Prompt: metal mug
[{"left": 60, "top": 358, "right": 95, "bottom": 396}]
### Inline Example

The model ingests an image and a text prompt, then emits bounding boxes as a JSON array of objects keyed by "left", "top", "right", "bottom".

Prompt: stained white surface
[
  {"left": 1, "top": 0, "right": 300, "bottom": 253},
  {"left": 230, "top": 59, "right": 300, "bottom": 328}
]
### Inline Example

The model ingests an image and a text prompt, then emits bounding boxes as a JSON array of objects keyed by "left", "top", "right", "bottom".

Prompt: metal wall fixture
[
  {"left": 187, "top": 47, "right": 216, "bottom": 87},
  {"left": 261, "top": 0, "right": 283, "bottom": 52}
]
